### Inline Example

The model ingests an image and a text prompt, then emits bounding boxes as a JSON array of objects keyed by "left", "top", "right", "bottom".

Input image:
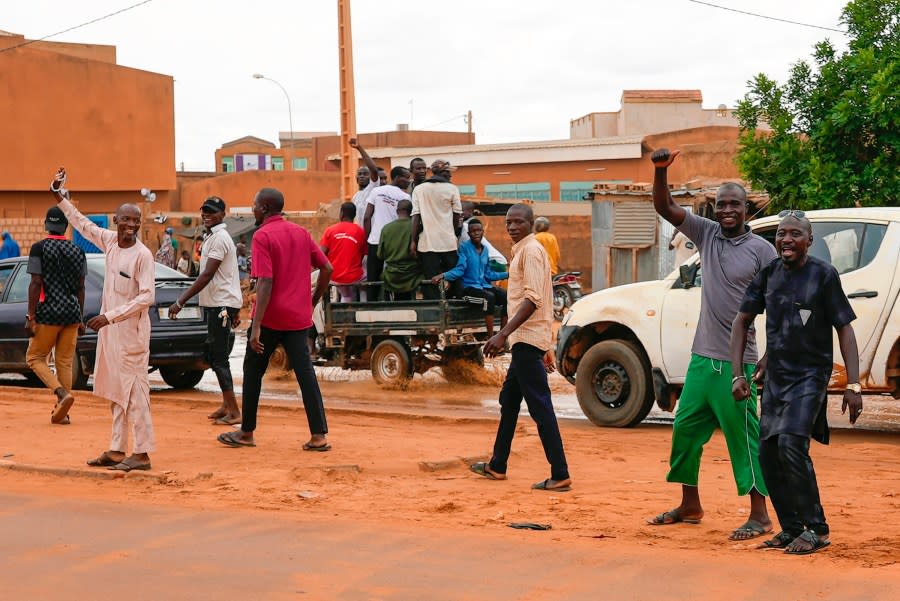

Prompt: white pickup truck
[{"left": 556, "top": 207, "right": 900, "bottom": 427}]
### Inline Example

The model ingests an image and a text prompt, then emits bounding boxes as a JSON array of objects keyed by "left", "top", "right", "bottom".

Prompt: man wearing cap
[
  {"left": 25, "top": 206, "right": 87, "bottom": 425},
  {"left": 169, "top": 196, "right": 243, "bottom": 425},
  {"left": 411, "top": 159, "right": 463, "bottom": 300},
  {"left": 51, "top": 167, "right": 156, "bottom": 472}
]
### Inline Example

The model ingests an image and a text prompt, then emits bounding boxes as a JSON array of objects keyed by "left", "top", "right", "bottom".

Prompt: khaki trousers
[{"left": 25, "top": 323, "right": 80, "bottom": 392}]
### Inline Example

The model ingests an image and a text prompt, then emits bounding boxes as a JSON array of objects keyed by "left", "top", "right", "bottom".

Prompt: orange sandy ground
[{"left": 2, "top": 381, "right": 900, "bottom": 599}]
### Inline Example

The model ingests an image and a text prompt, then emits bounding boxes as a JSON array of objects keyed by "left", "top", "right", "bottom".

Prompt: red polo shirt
[{"left": 251, "top": 215, "right": 328, "bottom": 330}]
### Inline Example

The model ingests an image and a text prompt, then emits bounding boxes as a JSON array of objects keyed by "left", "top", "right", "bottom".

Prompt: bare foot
[{"left": 207, "top": 407, "right": 227, "bottom": 420}]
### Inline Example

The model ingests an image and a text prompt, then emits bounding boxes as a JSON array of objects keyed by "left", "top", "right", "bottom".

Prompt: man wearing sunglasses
[
  {"left": 646, "top": 148, "right": 777, "bottom": 542},
  {"left": 729, "top": 211, "right": 861, "bottom": 555}
]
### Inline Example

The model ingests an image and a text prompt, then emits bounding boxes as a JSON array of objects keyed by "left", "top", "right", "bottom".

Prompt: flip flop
[
  {"left": 647, "top": 509, "right": 702, "bottom": 525},
  {"left": 213, "top": 416, "right": 242, "bottom": 426},
  {"left": 758, "top": 531, "right": 796, "bottom": 550},
  {"left": 217, "top": 430, "right": 255, "bottom": 448},
  {"left": 87, "top": 452, "right": 122, "bottom": 467},
  {"left": 729, "top": 519, "right": 773, "bottom": 540},
  {"left": 302, "top": 442, "right": 332, "bottom": 452},
  {"left": 469, "top": 462, "right": 507, "bottom": 480},
  {"left": 51, "top": 394, "right": 75, "bottom": 424},
  {"left": 784, "top": 530, "right": 831, "bottom": 555},
  {"left": 108, "top": 458, "right": 152, "bottom": 472},
  {"left": 508, "top": 522, "right": 552, "bottom": 530},
  {"left": 532, "top": 478, "right": 572, "bottom": 492}
]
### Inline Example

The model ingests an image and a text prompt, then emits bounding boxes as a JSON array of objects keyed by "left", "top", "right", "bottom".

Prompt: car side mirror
[{"left": 679, "top": 263, "right": 698, "bottom": 289}]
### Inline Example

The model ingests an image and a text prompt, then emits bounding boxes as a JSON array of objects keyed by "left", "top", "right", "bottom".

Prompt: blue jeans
[
  {"left": 240, "top": 325, "right": 327, "bottom": 436},
  {"left": 489, "top": 342, "right": 570, "bottom": 481}
]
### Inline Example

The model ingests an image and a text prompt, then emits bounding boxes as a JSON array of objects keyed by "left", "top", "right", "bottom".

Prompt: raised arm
[
  {"left": 50, "top": 168, "right": 116, "bottom": 251},
  {"left": 651, "top": 149, "right": 687, "bottom": 226},
  {"left": 349, "top": 138, "right": 379, "bottom": 184}
]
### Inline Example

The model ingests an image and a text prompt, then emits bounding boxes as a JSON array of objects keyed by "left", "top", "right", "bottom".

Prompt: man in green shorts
[{"left": 646, "top": 148, "right": 776, "bottom": 541}]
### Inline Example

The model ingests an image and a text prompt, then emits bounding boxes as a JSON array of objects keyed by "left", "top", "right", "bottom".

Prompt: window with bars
[{"left": 484, "top": 182, "right": 550, "bottom": 202}]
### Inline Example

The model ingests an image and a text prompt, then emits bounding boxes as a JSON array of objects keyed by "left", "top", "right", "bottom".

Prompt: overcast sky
[{"left": 6, "top": 0, "right": 850, "bottom": 171}]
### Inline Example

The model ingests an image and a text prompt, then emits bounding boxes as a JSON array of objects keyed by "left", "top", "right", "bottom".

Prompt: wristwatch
[{"left": 846, "top": 383, "right": 862, "bottom": 394}]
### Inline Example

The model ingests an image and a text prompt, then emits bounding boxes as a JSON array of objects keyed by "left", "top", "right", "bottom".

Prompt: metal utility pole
[{"left": 337, "top": 0, "right": 358, "bottom": 200}]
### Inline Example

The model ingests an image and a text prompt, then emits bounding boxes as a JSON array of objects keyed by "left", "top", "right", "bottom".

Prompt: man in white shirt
[
  {"left": 364, "top": 166, "right": 411, "bottom": 301},
  {"left": 169, "top": 196, "right": 243, "bottom": 425},
  {"left": 411, "top": 159, "right": 463, "bottom": 299}
]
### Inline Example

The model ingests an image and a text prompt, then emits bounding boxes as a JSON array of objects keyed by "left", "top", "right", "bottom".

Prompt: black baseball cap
[
  {"left": 45, "top": 206, "right": 68, "bottom": 234},
  {"left": 201, "top": 196, "right": 226, "bottom": 212}
]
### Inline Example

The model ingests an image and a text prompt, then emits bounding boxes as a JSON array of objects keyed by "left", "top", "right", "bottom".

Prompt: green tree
[{"left": 735, "top": 0, "right": 900, "bottom": 212}]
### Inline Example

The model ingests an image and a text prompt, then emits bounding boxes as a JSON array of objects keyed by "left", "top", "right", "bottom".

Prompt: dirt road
[{"left": 2, "top": 384, "right": 899, "bottom": 600}]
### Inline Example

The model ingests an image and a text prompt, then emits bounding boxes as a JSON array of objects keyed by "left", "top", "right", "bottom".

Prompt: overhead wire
[
  {"left": 0, "top": 0, "right": 156, "bottom": 54},
  {"left": 686, "top": 0, "right": 846, "bottom": 33}
]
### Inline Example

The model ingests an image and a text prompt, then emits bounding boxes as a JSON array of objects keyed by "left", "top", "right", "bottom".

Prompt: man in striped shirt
[{"left": 470, "top": 204, "right": 572, "bottom": 492}]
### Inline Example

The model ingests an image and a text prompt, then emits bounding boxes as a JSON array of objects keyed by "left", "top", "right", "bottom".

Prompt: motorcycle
[{"left": 552, "top": 271, "right": 583, "bottom": 321}]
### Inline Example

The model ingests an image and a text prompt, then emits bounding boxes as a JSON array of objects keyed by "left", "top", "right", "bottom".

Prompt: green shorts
[{"left": 666, "top": 354, "right": 767, "bottom": 496}]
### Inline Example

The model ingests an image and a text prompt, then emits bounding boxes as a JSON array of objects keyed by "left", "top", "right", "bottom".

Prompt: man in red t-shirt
[
  {"left": 217, "top": 188, "right": 335, "bottom": 452},
  {"left": 320, "top": 202, "right": 367, "bottom": 302}
]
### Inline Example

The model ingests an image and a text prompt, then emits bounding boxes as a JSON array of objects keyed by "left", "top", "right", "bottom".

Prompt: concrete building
[
  {"left": 197, "top": 129, "right": 475, "bottom": 213},
  {"left": 570, "top": 89, "right": 741, "bottom": 138},
  {"left": 0, "top": 30, "right": 174, "bottom": 254}
]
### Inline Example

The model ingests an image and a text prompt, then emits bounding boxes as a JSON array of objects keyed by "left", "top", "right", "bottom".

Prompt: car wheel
[
  {"left": 574, "top": 339, "right": 653, "bottom": 428},
  {"left": 159, "top": 366, "right": 205, "bottom": 390},
  {"left": 553, "top": 287, "right": 573, "bottom": 321},
  {"left": 72, "top": 353, "right": 90, "bottom": 390},
  {"left": 370, "top": 340, "right": 412, "bottom": 387}
]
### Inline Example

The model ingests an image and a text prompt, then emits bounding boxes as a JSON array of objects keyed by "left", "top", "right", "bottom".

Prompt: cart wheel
[{"left": 370, "top": 340, "right": 412, "bottom": 387}]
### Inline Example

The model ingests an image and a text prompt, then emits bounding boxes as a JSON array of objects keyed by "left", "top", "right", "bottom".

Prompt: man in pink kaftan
[{"left": 51, "top": 168, "right": 156, "bottom": 472}]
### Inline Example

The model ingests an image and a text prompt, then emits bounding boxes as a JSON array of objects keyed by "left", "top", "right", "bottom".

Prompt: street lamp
[{"left": 252, "top": 73, "right": 295, "bottom": 171}]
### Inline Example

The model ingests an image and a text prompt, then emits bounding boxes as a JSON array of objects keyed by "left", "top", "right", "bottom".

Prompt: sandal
[
  {"left": 87, "top": 451, "right": 122, "bottom": 467},
  {"left": 532, "top": 478, "right": 572, "bottom": 492},
  {"left": 758, "top": 531, "right": 797, "bottom": 550},
  {"left": 469, "top": 462, "right": 507, "bottom": 480},
  {"left": 784, "top": 530, "right": 831, "bottom": 555},
  {"left": 647, "top": 508, "right": 702, "bottom": 525},
  {"left": 217, "top": 430, "right": 255, "bottom": 448},
  {"left": 108, "top": 457, "right": 152, "bottom": 472}
]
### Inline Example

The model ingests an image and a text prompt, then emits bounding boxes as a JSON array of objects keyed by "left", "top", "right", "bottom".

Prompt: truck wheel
[
  {"left": 441, "top": 347, "right": 485, "bottom": 383},
  {"left": 159, "top": 366, "right": 205, "bottom": 390},
  {"left": 575, "top": 339, "right": 653, "bottom": 427},
  {"left": 371, "top": 340, "right": 412, "bottom": 387}
]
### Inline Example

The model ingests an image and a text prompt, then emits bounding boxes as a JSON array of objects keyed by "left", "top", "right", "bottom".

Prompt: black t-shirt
[
  {"left": 27, "top": 237, "right": 87, "bottom": 325},
  {"left": 740, "top": 255, "right": 856, "bottom": 368}
]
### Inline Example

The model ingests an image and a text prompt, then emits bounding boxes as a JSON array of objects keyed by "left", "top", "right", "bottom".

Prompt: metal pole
[{"left": 254, "top": 74, "right": 294, "bottom": 171}]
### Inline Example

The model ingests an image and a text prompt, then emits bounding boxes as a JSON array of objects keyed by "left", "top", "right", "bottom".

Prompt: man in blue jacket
[{"left": 432, "top": 219, "right": 508, "bottom": 336}]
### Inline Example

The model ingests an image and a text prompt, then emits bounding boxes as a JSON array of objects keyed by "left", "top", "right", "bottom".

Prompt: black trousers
[
  {"left": 366, "top": 243, "right": 384, "bottom": 301},
  {"left": 760, "top": 433, "right": 828, "bottom": 536},
  {"left": 205, "top": 306, "right": 239, "bottom": 393},
  {"left": 489, "top": 342, "right": 569, "bottom": 481},
  {"left": 240, "top": 326, "right": 328, "bottom": 436},
  {"left": 462, "top": 286, "right": 507, "bottom": 314},
  {"left": 420, "top": 250, "right": 460, "bottom": 300}
]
